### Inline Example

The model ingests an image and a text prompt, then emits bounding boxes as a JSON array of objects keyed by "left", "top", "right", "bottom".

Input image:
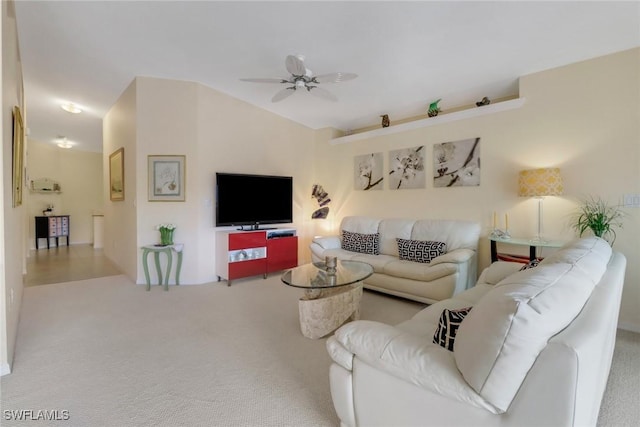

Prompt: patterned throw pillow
[
  {"left": 396, "top": 238, "right": 446, "bottom": 263},
  {"left": 433, "top": 307, "right": 473, "bottom": 351},
  {"left": 519, "top": 258, "right": 541, "bottom": 271},
  {"left": 341, "top": 230, "right": 380, "bottom": 255}
]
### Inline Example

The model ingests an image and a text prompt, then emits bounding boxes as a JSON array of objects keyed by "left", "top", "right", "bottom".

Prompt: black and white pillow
[
  {"left": 433, "top": 307, "right": 472, "bottom": 351},
  {"left": 397, "top": 238, "right": 446, "bottom": 263},
  {"left": 519, "top": 258, "right": 541, "bottom": 271},
  {"left": 341, "top": 230, "right": 380, "bottom": 255}
]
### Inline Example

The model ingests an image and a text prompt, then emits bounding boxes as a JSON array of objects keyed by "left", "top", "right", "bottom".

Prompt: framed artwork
[
  {"left": 12, "top": 106, "right": 25, "bottom": 207},
  {"left": 433, "top": 137, "right": 481, "bottom": 187},
  {"left": 354, "top": 152, "right": 384, "bottom": 190},
  {"left": 388, "top": 145, "right": 425, "bottom": 189},
  {"left": 148, "top": 155, "right": 186, "bottom": 202},
  {"left": 109, "top": 148, "right": 125, "bottom": 201}
]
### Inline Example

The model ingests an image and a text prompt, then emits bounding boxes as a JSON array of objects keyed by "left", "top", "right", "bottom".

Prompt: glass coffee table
[{"left": 281, "top": 260, "right": 374, "bottom": 339}]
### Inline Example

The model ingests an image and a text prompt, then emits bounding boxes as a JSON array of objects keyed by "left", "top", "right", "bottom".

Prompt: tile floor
[{"left": 25, "top": 244, "right": 121, "bottom": 286}]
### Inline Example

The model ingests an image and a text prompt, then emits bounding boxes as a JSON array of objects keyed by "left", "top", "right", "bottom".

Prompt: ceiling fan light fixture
[
  {"left": 61, "top": 102, "right": 82, "bottom": 114},
  {"left": 56, "top": 136, "right": 73, "bottom": 149}
]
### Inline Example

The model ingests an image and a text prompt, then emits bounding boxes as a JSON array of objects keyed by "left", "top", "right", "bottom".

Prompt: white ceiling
[{"left": 14, "top": 1, "right": 640, "bottom": 153}]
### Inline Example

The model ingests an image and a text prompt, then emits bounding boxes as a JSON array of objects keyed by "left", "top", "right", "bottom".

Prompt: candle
[
  {"left": 505, "top": 214, "right": 509, "bottom": 230},
  {"left": 493, "top": 212, "right": 497, "bottom": 229}
]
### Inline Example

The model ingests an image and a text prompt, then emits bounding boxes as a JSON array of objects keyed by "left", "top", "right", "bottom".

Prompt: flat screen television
[{"left": 215, "top": 172, "right": 293, "bottom": 229}]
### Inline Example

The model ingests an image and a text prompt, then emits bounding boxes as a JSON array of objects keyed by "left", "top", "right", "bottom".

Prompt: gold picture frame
[
  {"left": 109, "top": 148, "right": 125, "bottom": 201},
  {"left": 12, "top": 106, "right": 25, "bottom": 207},
  {"left": 148, "top": 155, "right": 186, "bottom": 202}
]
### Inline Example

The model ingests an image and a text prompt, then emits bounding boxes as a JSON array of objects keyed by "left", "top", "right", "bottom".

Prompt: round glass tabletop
[{"left": 281, "top": 260, "right": 373, "bottom": 290}]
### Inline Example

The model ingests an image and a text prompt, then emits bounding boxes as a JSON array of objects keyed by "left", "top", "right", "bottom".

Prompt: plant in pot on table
[
  {"left": 156, "top": 223, "right": 176, "bottom": 246},
  {"left": 571, "top": 196, "right": 624, "bottom": 245}
]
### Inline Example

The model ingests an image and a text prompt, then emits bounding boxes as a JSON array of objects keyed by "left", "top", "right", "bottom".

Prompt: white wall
[
  {"left": 312, "top": 48, "right": 640, "bottom": 331},
  {"left": 103, "top": 79, "right": 138, "bottom": 281},
  {"left": 1, "top": 0, "right": 25, "bottom": 374},
  {"left": 104, "top": 76, "right": 317, "bottom": 285},
  {"left": 26, "top": 140, "right": 103, "bottom": 247}
]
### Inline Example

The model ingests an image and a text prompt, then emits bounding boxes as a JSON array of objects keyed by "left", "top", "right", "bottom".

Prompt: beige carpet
[
  {"left": 1, "top": 275, "right": 424, "bottom": 426},
  {"left": 1, "top": 275, "right": 638, "bottom": 426}
]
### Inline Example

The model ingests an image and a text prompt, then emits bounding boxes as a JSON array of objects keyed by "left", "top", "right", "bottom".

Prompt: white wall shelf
[{"left": 330, "top": 97, "right": 526, "bottom": 145}]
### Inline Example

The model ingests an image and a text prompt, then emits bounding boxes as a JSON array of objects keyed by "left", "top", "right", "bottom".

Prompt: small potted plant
[
  {"left": 156, "top": 223, "right": 177, "bottom": 246},
  {"left": 571, "top": 196, "right": 624, "bottom": 245}
]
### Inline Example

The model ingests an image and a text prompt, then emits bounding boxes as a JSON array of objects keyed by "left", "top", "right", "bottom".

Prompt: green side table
[{"left": 141, "top": 244, "right": 184, "bottom": 291}]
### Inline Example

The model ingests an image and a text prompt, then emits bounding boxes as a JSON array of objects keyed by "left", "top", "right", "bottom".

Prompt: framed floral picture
[
  {"left": 109, "top": 147, "right": 124, "bottom": 201},
  {"left": 388, "top": 145, "right": 425, "bottom": 189},
  {"left": 354, "top": 152, "right": 384, "bottom": 190},
  {"left": 148, "top": 155, "right": 186, "bottom": 202},
  {"left": 433, "top": 137, "right": 481, "bottom": 187}
]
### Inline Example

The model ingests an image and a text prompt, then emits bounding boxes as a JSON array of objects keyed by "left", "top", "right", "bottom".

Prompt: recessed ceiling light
[{"left": 61, "top": 102, "right": 82, "bottom": 114}]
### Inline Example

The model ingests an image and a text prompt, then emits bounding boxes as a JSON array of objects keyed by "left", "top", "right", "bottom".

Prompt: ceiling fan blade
[
  {"left": 271, "top": 87, "right": 296, "bottom": 103},
  {"left": 285, "top": 55, "right": 306, "bottom": 76},
  {"left": 313, "top": 72, "right": 358, "bottom": 83},
  {"left": 308, "top": 86, "right": 338, "bottom": 102},
  {"left": 240, "top": 78, "right": 288, "bottom": 84}
]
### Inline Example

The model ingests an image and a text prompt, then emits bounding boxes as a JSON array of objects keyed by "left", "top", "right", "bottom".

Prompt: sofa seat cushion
[
  {"left": 454, "top": 237, "right": 612, "bottom": 413},
  {"left": 350, "top": 254, "right": 396, "bottom": 273},
  {"left": 384, "top": 259, "right": 457, "bottom": 282},
  {"left": 332, "top": 320, "right": 499, "bottom": 413}
]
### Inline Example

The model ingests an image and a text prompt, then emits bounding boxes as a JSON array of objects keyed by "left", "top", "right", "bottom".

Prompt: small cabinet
[
  {"left": 35, "top": 215, "right": 70, "bottom": 249},
  {"left": 216, "top": 228, "right": 297, "bottom": 285}
]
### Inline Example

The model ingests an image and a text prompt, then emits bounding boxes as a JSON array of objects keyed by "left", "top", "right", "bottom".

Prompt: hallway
[{"left": 25, "top": 244, "right": 121, "bottom": 287}]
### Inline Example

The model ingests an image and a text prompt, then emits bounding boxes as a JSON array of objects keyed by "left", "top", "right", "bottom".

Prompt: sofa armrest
[
  {"left": 312, "top": 236, "right": 341, "bottom": 250},
  {"left": 429, "top": 248, "right": 475, "bottom": 266},
  {"left": 332, "top": 320, "right": 499, "bottom": 413}
]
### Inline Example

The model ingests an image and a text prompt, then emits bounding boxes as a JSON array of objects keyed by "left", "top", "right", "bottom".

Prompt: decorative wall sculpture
[
  {"left": 311, "top": 184, "right": 331, "bottom": 219},
  {"left": 354, "top": 152, "right": 384, "bottom": 190},
  {"left": 388, "top": 145, "right": 425, "bottom": 189},
  {"left": 433, "top": 137, "right": 481, "bottom": 187}
]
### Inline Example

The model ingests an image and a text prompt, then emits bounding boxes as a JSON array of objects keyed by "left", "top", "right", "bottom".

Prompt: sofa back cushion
[
  {"left": 378, "top": 219, "right": 414, "bottom": 256},
  {"left": 411, "top": 220, "right": 480, "bottom": 252},
  {"left": 453, "top": 237, "right": 611, "bottom": 412},
  {"left": 340, "top": 216, "right": 381, "bottom": 235}
]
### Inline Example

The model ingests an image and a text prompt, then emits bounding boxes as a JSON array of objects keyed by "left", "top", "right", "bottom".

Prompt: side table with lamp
[{"left": 490, "top": 167, "right": 565, "bottom": 263}]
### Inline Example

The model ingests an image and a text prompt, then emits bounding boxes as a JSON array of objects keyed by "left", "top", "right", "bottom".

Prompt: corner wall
[
  {"left": 104, "top": 76, "right": 317, "bottom": 285},
  {"left": 103, "top": 79, "right": 138, "bottom": 281},
  {"left": 312, "top": 48, "right": 640, "bottom": 331},
  {"left": 1, "top": 0, "right": 25, "bottom": 375}
]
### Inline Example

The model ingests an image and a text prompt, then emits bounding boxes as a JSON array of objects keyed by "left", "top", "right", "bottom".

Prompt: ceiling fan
[{"left": 240, "top": 55, "right": 357, "bottom": 103}]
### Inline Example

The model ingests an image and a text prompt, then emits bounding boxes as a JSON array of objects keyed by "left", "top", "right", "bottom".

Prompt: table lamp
[{"left": 518, "top": 168, "right": 563, "bottom": 242}]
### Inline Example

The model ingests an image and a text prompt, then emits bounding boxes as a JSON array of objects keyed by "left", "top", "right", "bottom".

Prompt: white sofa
[
  {"left": 327, "top": 237, "right": 626, "bottom": 427},
  {"left": 310, "top": 216, "right": 481, "bottom": 304}
]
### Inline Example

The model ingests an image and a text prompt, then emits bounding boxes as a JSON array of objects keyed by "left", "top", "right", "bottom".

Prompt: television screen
[{"left": 215, "top": 172, "right": 293, "bottom": 228}]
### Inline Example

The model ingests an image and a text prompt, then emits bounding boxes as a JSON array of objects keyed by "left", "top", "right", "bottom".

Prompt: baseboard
[
  {"left": 31, "top": 241, "right": 92, "bottom": 250},
  {"left": 1, "top": 362, "right": 11, "bottom": 376},
  {"left": 618, "top": 321, "right": 640, "bottom": 334}
]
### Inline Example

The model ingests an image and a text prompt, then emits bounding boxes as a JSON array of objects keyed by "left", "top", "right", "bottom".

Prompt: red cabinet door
[
  {"left": 266, "top": 236, "right": 298, "bottom": 273},
  {"left": 228, "top": 259, "right": 267, "bottom": 280},
  {"left": 229, "top": 231, "right": 266, "bottom": 250}
]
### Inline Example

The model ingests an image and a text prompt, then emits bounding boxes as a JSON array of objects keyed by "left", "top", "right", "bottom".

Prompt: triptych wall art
[{"left": 354, "top": 137, "right": 481, "bottom": 191}]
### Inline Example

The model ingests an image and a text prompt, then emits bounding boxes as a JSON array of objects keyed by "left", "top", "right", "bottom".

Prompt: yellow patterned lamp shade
[{"left": 518, "top": 168, "right": 563, "bottom": 197}]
